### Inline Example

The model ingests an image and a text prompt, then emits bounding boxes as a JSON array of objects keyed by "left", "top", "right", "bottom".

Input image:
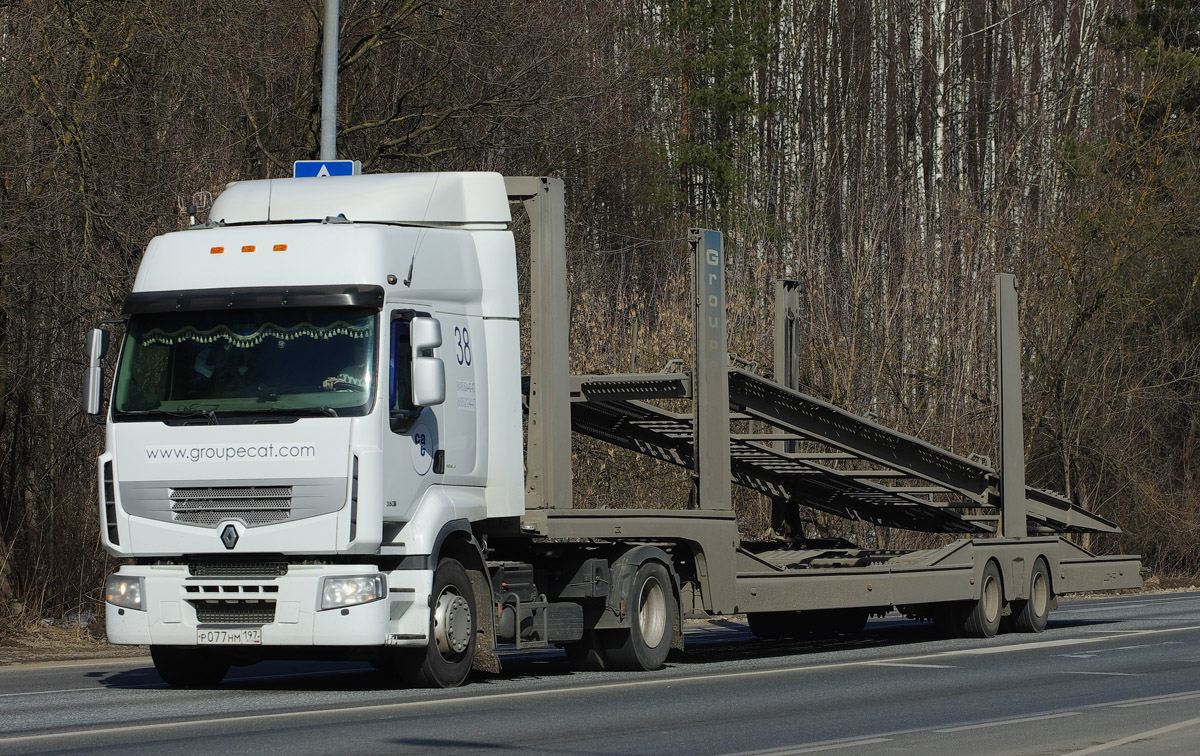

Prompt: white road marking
[
  {"left": 868, "top": 662, "right": 957, "bottom": 669},
  {"left": 1061, "top": 595, "right": 1200, "bottom": 611},
  {"left": 0, "top": 687, "right": 98, "bottom": 699},
  {"left": 0, "top": 656, "right": 150, "bottom": 672},
  {"left": 1061, "top": 603, "right": 1154, "bottom": 613},
  {"left": 721, "top": 737, "right": 892, "bottom": 755},
  {"left": 1060, "top": 714, "right": 1200, "bottom": 755},
  {"left": 1114, "top": 690, "right": 1200, "bottom": 708},
  {"left": 1062, "top": 671, "right": 1141, "bottom": 677},
  {"left": 1059, "top": 642, "right": 1173, "bottom": 659},
  {"left": 933, "top": 711, "right": 1080, "bottom": 733},
  {"left": 936, "top": 626, "right": 1200, "bottom": 657}
]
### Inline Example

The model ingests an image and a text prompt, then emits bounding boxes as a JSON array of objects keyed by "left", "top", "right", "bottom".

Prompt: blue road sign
[{"left": 293, "top": 160, "right": 361, "bottom": 178}]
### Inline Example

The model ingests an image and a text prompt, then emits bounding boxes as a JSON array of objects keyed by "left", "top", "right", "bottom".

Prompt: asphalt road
[{"left": 1, "top": 591, "right": 1199, "bottom": 756}]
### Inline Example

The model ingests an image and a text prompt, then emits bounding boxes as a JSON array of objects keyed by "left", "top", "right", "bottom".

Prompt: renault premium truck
[{"left": 83, "top": 172, "right": 1141, "bottom": 688}]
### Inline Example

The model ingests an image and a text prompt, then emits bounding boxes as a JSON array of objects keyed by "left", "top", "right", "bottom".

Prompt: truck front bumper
[{"left": 105, "top": 564, "right": 432, "bottom": 648}]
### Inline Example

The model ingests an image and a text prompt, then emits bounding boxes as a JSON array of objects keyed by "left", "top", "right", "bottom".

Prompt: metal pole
[
  {"left": 773, "top": 279, "right": 801, "bottom": 454},
  {"left": 996, "top": 273, "right": 1028, "bottom": 538},
  {"left": 320, "top": 0, "right": 339, "bottom": 161}
]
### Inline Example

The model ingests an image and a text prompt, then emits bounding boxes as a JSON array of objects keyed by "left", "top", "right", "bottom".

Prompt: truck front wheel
[
  {"left": 150, "top": 647, "right": 229, "bottom": 688},
  {"left": 402, "top": 558, "right": 477, "bottom": 688},
  {"left": 603, "top": 562, "right": 674, "bottom": 671}
]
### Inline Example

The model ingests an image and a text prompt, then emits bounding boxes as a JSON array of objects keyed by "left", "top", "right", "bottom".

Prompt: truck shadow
[
  {"left": 95, "top": 617, "right": 1124, "bottom": 690},
  {"left": 485, "top": 616, "right": 1129, "bottom": 682},
  {"left": 99, "top": 661, "right": 402, "bottom": 691}
]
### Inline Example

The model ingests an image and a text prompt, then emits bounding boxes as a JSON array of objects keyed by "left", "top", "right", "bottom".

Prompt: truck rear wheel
[
  {"left": 1010, "top": 558, "right": 1051, "bottom": 633},
  {"left": 962, "top": 561, "right": 1004, "bottom": 638},
  {"left": 150, "top": 647, "right": 229, "bottom": 688},
  {"left": 402, "top": 558, "right": 476, "bottom": 688},
  {"left": 603, "top": 562, "right": 674, "bottom": 671}
]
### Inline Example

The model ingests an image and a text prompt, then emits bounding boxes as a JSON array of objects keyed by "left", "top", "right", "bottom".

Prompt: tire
[
  {"left": 1010, "top": 558, "right": 1051, "bottom": 633},
  {"left": 564, "top": 630, "right": 610, "bottom": 671},
  {"left": 402, "top": 558, "right": 477, "bottom": 688},
  {"left": 150, "top": 646, "right": 230, "bottom": 688},
  {"left": 932, "top": 604, "right": 966, "bottom": 638},
  {"left": 813, "top": 608, "right": 868, "bottom": 636},
  {"left": 962, "top": 561, "right": 1004, "bottom": 638},
  {"left": 602, "top": 562, "right": 675, "bottom": 671}
]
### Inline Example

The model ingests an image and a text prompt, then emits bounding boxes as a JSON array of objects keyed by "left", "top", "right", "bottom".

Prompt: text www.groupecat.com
[{"left": 144, "top": 444, "right": 317, "bottom": 463}]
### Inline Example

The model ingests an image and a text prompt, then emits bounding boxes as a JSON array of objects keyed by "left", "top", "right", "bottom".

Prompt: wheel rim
[
  {"left": 982, "top": 575, "right": 1001, "bottom": 624},
  {"left": 433, "top": 588, "right": 472, "bottom": 659},
  {"left": 638, "top": 577, "right": 667, "bottom": 646},
  {"left": 1030, "top": 570, "right": 1048, "bottom": 618}
]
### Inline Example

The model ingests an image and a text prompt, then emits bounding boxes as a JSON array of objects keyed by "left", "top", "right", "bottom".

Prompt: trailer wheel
[
  {"left": 747, "top": 611, "right": 797, "bottom": 639},
  {"left": 150, "top": 647, "right": 229, "bottom": 688},
  {"left": 403, "top": 558, "right": 476, "bottom": 688},
  {"left": 603, "top": 562, "right": 674, "bottom": 671},
  {"left": 812, "top": 608, "right": 869, "bottom": 636},
  {"left": 931, "top": 605, "right": 965, "bottom": 638},
  {"left": 962, "top": 561, "right": 1004, "bottom": 638},
  {"left": 1010, "top": 558, "right": 1051, "bottom": 633}
]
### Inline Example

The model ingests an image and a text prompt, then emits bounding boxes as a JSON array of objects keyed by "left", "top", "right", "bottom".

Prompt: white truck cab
[{"left": 90, "top": 173, "right": 525, "bottom": 687}]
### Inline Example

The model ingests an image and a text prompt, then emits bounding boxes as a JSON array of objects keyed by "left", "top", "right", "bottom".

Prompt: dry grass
[{"left": 0, "top": 608, "right": 144, "bottom": 666}]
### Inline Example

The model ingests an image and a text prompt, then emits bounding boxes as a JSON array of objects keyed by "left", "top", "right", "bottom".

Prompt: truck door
[{"left": 380, "top": 308, "right": 442, "bottom": 521}]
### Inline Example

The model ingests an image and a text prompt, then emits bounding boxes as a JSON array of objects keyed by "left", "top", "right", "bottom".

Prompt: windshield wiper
[
  {"left": 120, "top": 408, "right": 218, "bottom": 423},
  {"left": 110, "top": 408, "right": 219, "bottom": 425},
  {"left": 238, "top": 406, "right": 340, "bottom": 418}
]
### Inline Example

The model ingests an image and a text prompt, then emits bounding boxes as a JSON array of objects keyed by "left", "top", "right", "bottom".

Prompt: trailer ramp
[{"left": 568, "top": 369, "right": 1119, "bottom": 536}]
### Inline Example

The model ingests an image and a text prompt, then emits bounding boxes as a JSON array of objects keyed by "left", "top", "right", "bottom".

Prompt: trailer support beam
[
  {"left": 773, "top": 279, "right": 802, "bottom": 455},
  {"left": 996, "top": 273, "right": 1028, "bottom": 538},
  {"left": 692, "top": 229, "right": 732, "bottom": 511},
  {"left": 507, "top": 177, "right": 572, "bottom": 512}
]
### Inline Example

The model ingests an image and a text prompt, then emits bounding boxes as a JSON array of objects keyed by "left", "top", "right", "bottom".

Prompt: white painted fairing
[{"left": 208, "top": 172, "right": 512, "bottom": 226}]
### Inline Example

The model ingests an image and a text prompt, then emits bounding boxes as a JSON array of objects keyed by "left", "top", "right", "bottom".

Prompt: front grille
[
  {"left": 189, "top": 599, "right": 276, "bottom": 624},
  {"left": 189, "top": 560, "right": 289, "bottom": 577},
  {"left": 170, "top": 486, "right": 292, "bottom": 527}
]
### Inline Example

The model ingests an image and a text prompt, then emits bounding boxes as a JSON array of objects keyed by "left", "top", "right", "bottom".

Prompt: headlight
[
  {"left": 105, "top": 575, "right": 144, "bottom": 611},
  {"left": 320, "top": 575, "right": 385, "bottom": 610}
]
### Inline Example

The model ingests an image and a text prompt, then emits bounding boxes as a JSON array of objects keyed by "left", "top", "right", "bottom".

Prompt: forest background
[{"left": 2, "top": 0, "right": 1199, "bottom": 625}]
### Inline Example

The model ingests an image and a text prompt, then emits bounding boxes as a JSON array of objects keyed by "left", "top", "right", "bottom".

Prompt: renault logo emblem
[{"left": 220, "top": 524, "right": 239, "bottom": 550}]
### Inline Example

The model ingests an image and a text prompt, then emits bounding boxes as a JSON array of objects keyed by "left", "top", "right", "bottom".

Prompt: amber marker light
[
  {"left": 242, "top": 245, "right": 256, "bottom": 253},
  {"left": 210, "top": 246, "right": 225, "bottom": 254},
  {"left": 273, "top": 244, "right": 288, "bottom": 251}
]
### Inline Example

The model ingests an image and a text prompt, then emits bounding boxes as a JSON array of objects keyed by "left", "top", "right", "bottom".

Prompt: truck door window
[
  {"left": 389, "top": 318, "right": 421, "bottom": 433},
  {"left": 390, "top": 319, "right": 414, "bottom": 414}
]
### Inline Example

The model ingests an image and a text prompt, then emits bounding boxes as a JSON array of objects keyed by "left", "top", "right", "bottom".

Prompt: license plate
[{"left": 197, "top": 627, "right": 262, "bottom": 645}]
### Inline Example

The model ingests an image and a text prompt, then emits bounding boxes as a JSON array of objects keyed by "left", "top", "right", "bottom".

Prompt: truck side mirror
[
  {"left": 82, "top": 328, "right": 111, "bottom": 416},
  {"left": 409, "top": 317, "right": 445, "bottom": 407},
  {"left": 410, "top": 317, "right": 442, "bottom": 353}
]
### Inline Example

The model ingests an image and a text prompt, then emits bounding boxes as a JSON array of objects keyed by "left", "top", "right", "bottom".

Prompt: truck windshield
[{"left": 112, "top": 308, "right": 376, "bottom": 420}]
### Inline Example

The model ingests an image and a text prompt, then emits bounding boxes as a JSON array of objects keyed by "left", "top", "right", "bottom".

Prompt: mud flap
[{"left": 468, "top": 568, "right": 501, "bottom": 674}]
